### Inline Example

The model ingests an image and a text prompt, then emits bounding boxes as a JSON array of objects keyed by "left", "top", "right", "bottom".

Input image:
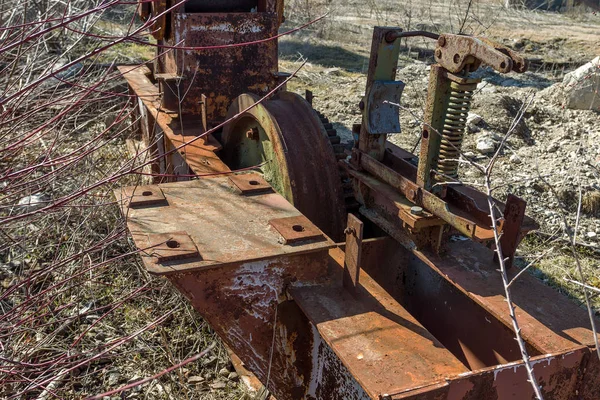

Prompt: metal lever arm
[{"left": 435, "top": 34, "right": 527, "bottom": 74}]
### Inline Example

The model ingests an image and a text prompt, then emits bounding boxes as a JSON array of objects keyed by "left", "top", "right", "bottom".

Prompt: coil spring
[{"left": 437, "top": 81, "right": 475, "bottom": 180}]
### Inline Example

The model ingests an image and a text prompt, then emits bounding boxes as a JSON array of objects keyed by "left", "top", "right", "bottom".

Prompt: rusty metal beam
[{"left": 118, "top": 65, "right": 231, "bottom": 177}]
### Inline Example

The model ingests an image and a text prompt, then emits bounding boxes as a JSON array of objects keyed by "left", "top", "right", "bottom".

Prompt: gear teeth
[{"left": 313, "top": 106, "right": 357, "bottom": 211}]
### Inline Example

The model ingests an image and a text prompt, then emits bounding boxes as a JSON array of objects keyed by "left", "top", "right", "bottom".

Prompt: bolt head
[
  {"left": 245, "top": 127, "right": 259, "bottom": 140},
  {"left": 410, "top": 206, "right": 424, "bottom": 216},
  {"left": 438, "top": 36, "right": 446, "bottom": 47}
]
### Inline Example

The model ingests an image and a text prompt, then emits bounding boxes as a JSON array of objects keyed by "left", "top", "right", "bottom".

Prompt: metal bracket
[
  {"left": 343, "top": 214, "right": 364, "bottom": 294},
  {"left": 269, "top": 215, "right": 324, "bottom": 245},
  {"left": 145, "top": 231, "right": 200, "bottom": 263},
  {"left": 498, "top": 194, "right": 527, "bottom": 269},
  {"left": 229, "top": 174, "right": 273, "bottom": 195},
  {"left": 121, "top": 186, "right": 167, "bottom": 208},
  {"left": 366, "top": 80, "right": 404, "bottom": 134}
]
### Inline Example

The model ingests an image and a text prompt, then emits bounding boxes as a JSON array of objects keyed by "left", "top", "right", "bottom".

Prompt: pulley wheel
[{"left": 221, "top": 92, "right": 346, "bottom": 241}]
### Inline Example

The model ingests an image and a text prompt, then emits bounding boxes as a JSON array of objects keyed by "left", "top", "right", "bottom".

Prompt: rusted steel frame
[
  {"left": 349, "top": 171, "right": 446, "bottom": 252},
  {"left": 116, "top": 178, "right": 335, "bottom": 275},
  {"left": 356, "top": 151, "right": 496, "bottom": 241},
  {"left": 168, "top": 253, "right": 331, "bottom": 400},
  {"left": 117, "top": 176, "right": 340, "bottom": 399},
  {"left": 358, "top": 27, "right": 402, "bottom": 161},
  {"left": 343, "top": 213, "right": 363, "bottom": 294},
  {"left": 118, "top": 65, "right": 231, "bottom": 177},
  {"left": 158, "top": 12, "right": 280, "bottom": 123},
  {"left": 358, "top": 237, "right": 535, "bottom": 370},
  {"left": 385, "top": 142, "right": 539, "bottom": 234},
  {"left": 388, "top": 346, "right": 599, "bottom": 399},
  {"left": 415, "top": 240, "right": 600, "bottom": 354},
  {"left": 291, "top": 247, "right": 469, "bottom": 399},
  {"left": 335, "top": 236, "right": 600, "bottom": 398}
]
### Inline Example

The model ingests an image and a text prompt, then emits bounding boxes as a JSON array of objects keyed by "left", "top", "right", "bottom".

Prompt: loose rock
[
  {"left": 509, "top": 154, "right": 522, "bottom": 164},
  {"left": 187, "top": 376, "right": 205, "bottom": 385},
  {"left": 18, "top": 193, "right": 50, "bottom": 211},
  {"left": 467, "top": 113, "right": 483, "bottom": 125},
  {"left": 210, "top": 381, "right": 227, "bottom": 390},
  {"left": 476, "top": 135, "right": 496, "bottom": 154},
  {"left": 562, "top": 56, "right": 600, "bottom": 110},
  {"left": 227, "top": 372, "right": 239, "bottom": 381}
]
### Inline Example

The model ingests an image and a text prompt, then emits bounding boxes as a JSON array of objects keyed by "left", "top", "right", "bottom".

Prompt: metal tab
[
  {"left": 366, "top": 80, "right": 404, "bottom": 134},
  {"left": 229, "top": 173, "right": 273, "bottom": 195},
  {"left": 144, "top": 231, "right": 200, "bottom": 263},
  {"left": 269, "top": 215, "right": 325, "bottom": 244},
  {"left": 343, "top": 213, "right": 363, "bottom": 293},
  {"left": 121, "top": 185, "right": 167, "bottom": 207},
  {"left": 499, "top": 194, "right": 527, "bottom": 269}
]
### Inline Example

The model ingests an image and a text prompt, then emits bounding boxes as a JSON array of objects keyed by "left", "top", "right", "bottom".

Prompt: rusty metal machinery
[
  {"left": 350, "top": 28, "right": 536, "bottom": 266},
  {"left": 118, "top": 3, "right": 600, "bottom": 399},
  {"left": 122, "top": 0, "right": 345, "bottom": 240}
]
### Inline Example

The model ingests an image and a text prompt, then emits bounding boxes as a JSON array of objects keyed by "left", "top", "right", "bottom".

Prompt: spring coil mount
[{"left": 436, "top": 81, "right": 478, "bottom": 180}]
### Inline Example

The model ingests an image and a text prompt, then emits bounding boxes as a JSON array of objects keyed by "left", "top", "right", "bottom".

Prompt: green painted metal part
[
  {"left": 416, "top": 65, "right": 452, "bottom": 191},
  {"left": 358, "top": 27, "right": 403, "bottom": 161},
  {"left": 221, "top": 92, "right": 347, "bottom": 241}
]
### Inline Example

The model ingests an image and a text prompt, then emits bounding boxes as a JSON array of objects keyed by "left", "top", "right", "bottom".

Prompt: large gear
[{"left": 221, "top": 92, "right": 347, "bottom": 241}]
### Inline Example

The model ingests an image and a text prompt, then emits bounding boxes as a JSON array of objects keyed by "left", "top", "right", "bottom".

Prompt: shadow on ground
[{"left": 279, "top": 40, "right": 369, "bottom": 72}]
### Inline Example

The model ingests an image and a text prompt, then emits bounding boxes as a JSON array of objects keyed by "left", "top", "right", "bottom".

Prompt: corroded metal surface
[
  {"left": 117, "top": 175, "right": 336, "bottom": 399},
  {"left": 142, "top": 231, "right": 200, "bottom": 262},
  {"left": 222, "top": 92, "right": 346, "bottom": 241},
  {"left": 118, "top": 65, "right": 231, "bottom": 177},
  {"left": 291, "top": 247, "right": 469, "bottom": 399},
  {"left": 229, "top": 173, "right": 273, "bottom": 195},
  {"left": 389, "top": 346, "right": 599, "bottom": 399},
  {"left": 269, "top": 215, "right": 325, "bottom": 245},
  {"left": 416, "top": 240, "right": 600, "bottom": 354},
  {"left": 120, "top": 185, "right": 167, "bottom": 207},
  {"left": 115, "top": 176, "right": 335, "bottom": 275},
  {"left": 434, "top": 34, "right": 528, "bottom": 74},
  {"left": 359, "top": 237, "right": 534, "bottom": 370},
  {"left": 158, "top": 12, "right": 280, "bottom": 123}
]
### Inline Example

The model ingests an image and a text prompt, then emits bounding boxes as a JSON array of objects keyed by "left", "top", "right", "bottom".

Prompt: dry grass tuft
[{"left": 583, "top": 191, "right": 600, "bottom": 217}]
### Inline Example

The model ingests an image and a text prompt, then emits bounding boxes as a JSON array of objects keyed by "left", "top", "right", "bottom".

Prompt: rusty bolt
[
  {"left": 246, "top": 127, "right": 259, "bottom": 141},
  {"left": 410, "top": 206, "right": 424, "bottom": 216},
  {"left": 437, "top": 35, "right": 446, "bottom": 47},
  {"left": 344, "top": 227, "right": 356, "bottom": 236},
  {"left": 435, "top": 49, "right": 442, "bottom": 59}
]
